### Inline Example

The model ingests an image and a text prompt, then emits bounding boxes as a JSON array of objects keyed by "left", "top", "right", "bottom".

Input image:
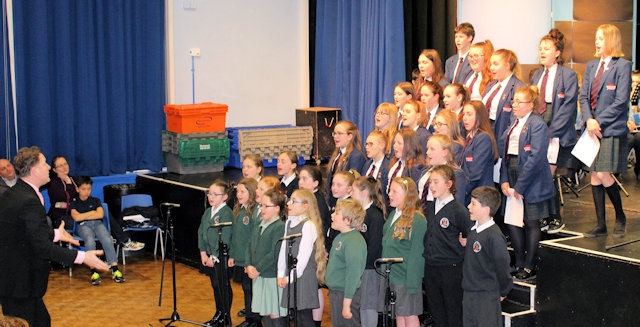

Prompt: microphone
[
  {"left": 279, "top": 233, "right": 302, "bottom": 241},
  {"left": 161, "top": 202, "right": 181, "bottom": 207},
  {"left": 210, "top": 222, "right": 233, "bottom": 228},
  {"left": 375, "top": 257, "right": 404, "bottom": 264}
]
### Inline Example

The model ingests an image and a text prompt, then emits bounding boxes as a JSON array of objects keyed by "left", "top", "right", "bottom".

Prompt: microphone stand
[
  {"left": 285, "top": 237, "right": 299, "bottom": 327},
  {"left": 159, "top": 206, "right": 207, "bottom": 326},
  {"left": 376, "top": 261, "right": 401, "bottom": 327},
  {"left": 216, "top": 224, "right": 232, "bottom": 327}
]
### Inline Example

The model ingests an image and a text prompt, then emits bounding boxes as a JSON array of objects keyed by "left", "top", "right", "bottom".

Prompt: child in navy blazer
[
  {"left": 460, "top": 100, "right": 499, "bottom": 205},
  {"left": 499, "top": 86, "right": 555, "bottom": 280},
  {"left": 328, "top": 120, "right": 366, "bottom": 208},
  {"left": 531, "top": 28, "right": 579, "bottom": 234},
  {"left": 579, "top": 24, "right": 632, "bottom": 238},
  {"left": 483, "top": 49, "right": 526, "bottom": 141},
  {"left": 445, "top": 22, "right": 475, "bottom": 84}
]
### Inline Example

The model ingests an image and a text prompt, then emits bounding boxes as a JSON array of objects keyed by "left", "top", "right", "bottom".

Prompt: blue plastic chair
[
  {"left": 119, "top": 194, "right": 164, "bottom": 265},
  {"left": 68, "top": 203, "right": 114, "bottom": 277}
]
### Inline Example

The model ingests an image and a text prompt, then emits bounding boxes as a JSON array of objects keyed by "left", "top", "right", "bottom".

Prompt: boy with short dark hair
[
  {"left": 70, "top": 176, "right": 124, "bottom": 285},
  {"left": 445, "top": 22, "right": 475, "bottom": 83},
  {"left": 462, "top": 186, "right": 512, "bottom": 327},
  {"left": 325, "top": 198, "right": 367, "bottom": 327}
]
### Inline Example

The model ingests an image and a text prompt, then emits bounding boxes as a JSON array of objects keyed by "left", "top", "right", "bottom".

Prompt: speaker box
[{"left": 296, "top": 107, "right": 341, "bottom": 163}]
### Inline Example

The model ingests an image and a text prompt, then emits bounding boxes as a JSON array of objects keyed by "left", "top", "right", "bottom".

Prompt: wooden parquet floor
[{"left": 1, "top": 253, "right": 332, "bottom": 326}]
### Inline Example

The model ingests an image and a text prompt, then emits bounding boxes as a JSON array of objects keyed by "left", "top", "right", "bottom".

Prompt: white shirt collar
[
  {"left": 281, "top": 173, "right": 296, "bottom": 186},
  {"left": 471, "top": 218, "right": 496, "bottom": 233}
]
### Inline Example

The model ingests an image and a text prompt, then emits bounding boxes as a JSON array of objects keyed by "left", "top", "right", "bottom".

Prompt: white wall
[
  {"left": 167, "top": 0, "right": 309, "bottom": 127},
  {"left": 459, "top": 0, "right": 552, "bottom": 64}
]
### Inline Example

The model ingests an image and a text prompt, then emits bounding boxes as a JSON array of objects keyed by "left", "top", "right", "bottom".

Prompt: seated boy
[
  {"left": 462, "top": 186, "right": 512, "bottom": 327},
  {"left": 70, "top": 176, "right": 124, "bottom": 285}
]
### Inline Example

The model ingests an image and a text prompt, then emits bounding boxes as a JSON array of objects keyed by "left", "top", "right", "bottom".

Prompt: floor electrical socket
[{"left": 189, "top": 48, "right": 201, "bottom": 57}]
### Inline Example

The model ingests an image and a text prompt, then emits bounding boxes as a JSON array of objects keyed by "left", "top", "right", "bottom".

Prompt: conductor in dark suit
[{"left": 0, "top": 146, "right": 108, "bottom": 327}]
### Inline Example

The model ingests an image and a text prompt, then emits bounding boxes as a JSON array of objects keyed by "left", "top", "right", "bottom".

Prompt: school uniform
[
  {"left": 484, "top": 76, "right": 526, "bottom": 143},
  {"left": 379, "top": 211, "right": 427, "bottom": 316},
  {"left": 417, "top": 165, "right": 468, "bottom": 206},
  {"left": 499, "top": 112, "right": 554, "bottom": 272},
  {"left": 230, "top": 204, "right": 260, "bottom": 323},
  {"left": 459, "top": 131, "right": 496, "bottom": 204},
  {"left": 579, "top": 56, "right": 632, "bottom": 173},
  {"left": 423, "top": 195, "right": 472, "bottom": 327},
  {"left": 499, "top": 112, "right": 555, "bottom": 207},
  {"left": 327, "top": 148, "right": 366, "bottom": 207},
  {"left": 197, "top": 203, "right": 234, "bottom": 318},
  {"left": 247, "top": 217, "right": 287, "bottom": 317},
  {"left": 359, "top": 204, "right": 385, "bottom": 327},
  {"left": 425, "top": 106, "right": 443, "bottom": 133},
  {"left": 280, "top": 174, "right": 299, "bottom": 199},
  {"left": 452, "top": 141, "right": 464, "bottom": 164},
  {"left": 465, "top": 71, "right": 483, "bottom": 100},
  {"left": 315, "top": 189, "right": 332, "bottom": 251},
  {"left": 531, "top": 64, "right": 579, "bottom": 168},
  {"left": 278, "top": 217, "right": 319, "bottom": 312},
  {"left": 326, "top": 229, "right": 367, "bottom": 327},
  {"left": 361, "top": 156, "right": 391, "bottom": 196},
  {"left": 462, "top": 220, "right": 513, "bottom": 327},
  {"left": 445, "top": 53, "right": 473, "bottom": 84},
  {"left": 326, "top": 195, "right": 351, "bottom": 255},
  {"left": 415, "top": 125, "right": 432, "bottom": 153}
]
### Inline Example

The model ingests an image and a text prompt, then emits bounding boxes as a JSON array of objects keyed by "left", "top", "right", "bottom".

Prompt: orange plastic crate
[{"left": 164, "top": 102, "right": 228, "bottom": 133}]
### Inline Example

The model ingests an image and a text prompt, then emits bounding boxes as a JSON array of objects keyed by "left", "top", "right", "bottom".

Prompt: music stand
[{"left": 158, "top": 205, "right": 207, "bottom": 326}]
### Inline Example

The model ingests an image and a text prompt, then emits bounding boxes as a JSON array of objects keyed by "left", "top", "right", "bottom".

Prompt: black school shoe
[
  {"left": 584, "top": 226, "right": 607, "bottom": 238},
  {"left": 613, "top": 222, "right": 626, "bottom": 238},
  {"left": 546, "top": 217, "right": 565, "bottom": 234},
  {"left": 514, "top": 268, "right": 536, "bottom": 281}
]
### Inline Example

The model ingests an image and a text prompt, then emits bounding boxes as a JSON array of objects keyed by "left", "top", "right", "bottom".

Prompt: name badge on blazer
[
  {"left": 503, "top": 106, "right": 512, "bottom": 112},
  {"left": 557, "top": 92, "right": 565, "bottom": 98},
  {"left": 524, "top": 144, "right": 531, "bottom": 152},
  {"left": 466, "top": 156, "right": 473, "bottom": 162},
  {"left": 606, "top": 84, "right": 616, "bottom": 91}
]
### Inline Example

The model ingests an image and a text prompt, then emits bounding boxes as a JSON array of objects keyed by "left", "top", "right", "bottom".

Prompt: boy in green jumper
[{"left": 324, "top": 198, "right": 367, "bottom": 327}]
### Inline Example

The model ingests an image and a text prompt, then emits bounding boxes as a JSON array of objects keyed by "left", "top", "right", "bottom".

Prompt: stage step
[{"left": 501, "top": 280, "right": 536, "bottom": 327}]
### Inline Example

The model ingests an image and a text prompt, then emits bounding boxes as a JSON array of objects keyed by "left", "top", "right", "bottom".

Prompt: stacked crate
[
  {"left": 163, "top": 102, "right": 229, "bottom": 174},
  {"left": 226, "top": 125, "right": 313, "bottom": 168}
]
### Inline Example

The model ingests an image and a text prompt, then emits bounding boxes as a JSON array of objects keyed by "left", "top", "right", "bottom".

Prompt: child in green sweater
[{"left": 325, "top": 198, "right": 367, "bottom": 327}]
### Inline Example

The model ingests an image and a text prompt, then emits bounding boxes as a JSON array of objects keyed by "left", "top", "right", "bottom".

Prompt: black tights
[{"left": 508, "top": 219, "right": 541, "bottom": 270}]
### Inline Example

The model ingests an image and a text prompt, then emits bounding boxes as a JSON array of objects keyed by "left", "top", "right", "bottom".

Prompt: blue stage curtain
[
  {"left": 1, "top": 0, "right": 16, "bottom": 159},
  {"left": 314, "top": 0, "right": 406, "bottom": 140},
  {"left": 11, "top": 0, "right": 165, "bottom": 175}
]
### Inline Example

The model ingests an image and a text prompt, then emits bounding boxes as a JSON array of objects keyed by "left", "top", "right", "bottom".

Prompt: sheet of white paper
[
  {"left": 493, "top": 158, "right": 502, "bottom": 184},
  {"left": 122, "top": 214, "right": 149, "bottom": 223},
  {"left": 504, "top": 192, "right": 524, "bottom": 227},
  {"left": 571, "top": 130, "right": 600, "bottom": 167},
  {"left": 547, "top": 137, "right": 559, "bottom": 164}
]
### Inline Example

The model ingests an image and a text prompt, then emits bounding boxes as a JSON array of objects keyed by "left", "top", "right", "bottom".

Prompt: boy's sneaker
[
  {"left": 112, "top": 269, "right": 125, "bottom": 283},
  {"left": 91, "top": 272, "right": 102, "bottom": 286},
  {"left": 123, "top": 240, "right": 145, "bottom": 251},
  {"left": 547, "top": 218, "right": 565, "bottom": 234},
  {"left": 539, "top": 218, "right": 550, "bottom": 232}
]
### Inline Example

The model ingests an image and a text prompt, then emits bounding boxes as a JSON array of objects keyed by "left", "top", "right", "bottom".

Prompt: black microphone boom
[
  {"left": 279, "top": 233, "right": 302, "bottom": 241},
  {"left": 210, "top": 222, "right": 233, "bottom": 228},
  {"left": 161, "top": 202, "right": 181, "bottom": 207},
  {"left": 375, "top": 257, "right": 404, "bottom": 264}
]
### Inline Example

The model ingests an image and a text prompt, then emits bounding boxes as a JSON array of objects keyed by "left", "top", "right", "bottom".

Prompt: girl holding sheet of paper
[
  {"left": 530, "top": 28, "right": 579, "bottom": 234},
  {"left": 498, "top": 85, "right": 554, "bottom": 281},
  {"left": 578, "top": 24, "right": 631, "bottom": 239}
]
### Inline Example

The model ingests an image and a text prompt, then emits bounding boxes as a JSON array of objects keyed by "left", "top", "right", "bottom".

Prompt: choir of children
[{"left": 193, "top": 23, "right": 630, "bottom": 327}]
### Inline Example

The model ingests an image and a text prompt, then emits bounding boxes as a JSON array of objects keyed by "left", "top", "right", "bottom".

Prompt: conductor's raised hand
[
  {"left": 57, "top": 221, "right": 80, "bottom": 246},
  {"left": 83, "top": 250, "right": 109, "bottom": 272}
]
